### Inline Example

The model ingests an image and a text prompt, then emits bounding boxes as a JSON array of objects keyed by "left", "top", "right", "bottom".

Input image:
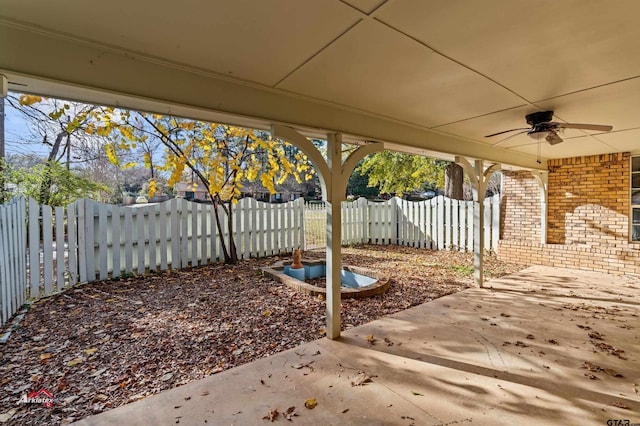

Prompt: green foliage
[
  {"left": 346, "top": 167, "right": 379, "bottom": 199},
  {"left": 446, "top": 264, "right": 474, "bottom": 276},
  {"left": 358, "top": 152, "right": 448, "bottom": 196},
  {"left": 6, "top": 160, "right": 109, "bottom": 206}
]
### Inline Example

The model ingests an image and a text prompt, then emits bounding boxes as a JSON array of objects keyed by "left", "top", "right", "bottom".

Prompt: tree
[
  {"left": 105, "top": 110, "right": 313, "bottom": 264},
  {"left": 444, "top": 163, "right": 464, "bottom": 200},
  {"left": 358, "top": 152, "right": 447, "bottom": 196},
  {"left": 6, "top": 159, "right": 109, "bottom": 205},
  {"left": 346, "top": 166, "right": 379, "bottom": 199},
  {"left": 8, "top": 94, "right": 105, "bottom": 204},
  {"left": 9, "top": 95, "right": 314, "bottom": 263}
]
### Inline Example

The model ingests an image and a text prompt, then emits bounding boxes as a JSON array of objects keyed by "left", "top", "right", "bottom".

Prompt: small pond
[{"left": 263, "top": 259, "right": 389, "bottom": 299}]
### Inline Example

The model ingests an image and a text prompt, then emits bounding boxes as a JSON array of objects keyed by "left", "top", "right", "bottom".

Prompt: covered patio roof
[
  {"left": 2, "top": 1, "right": 640, "bottom": 169},
  {"left": 2, "top": 1, "right": 639, "bottom": 339}
]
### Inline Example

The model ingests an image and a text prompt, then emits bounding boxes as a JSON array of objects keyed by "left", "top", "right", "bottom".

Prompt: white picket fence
[
  {"left": 305, "top": 195, "right": 500, "bottom": 251},
  {"left": 0, "top": 197, "right": 27, "bottom": 327},
  {"left": 1, "top": 194, "right": 501, "bottom": 327},
  {"left": 24, "top": 197, "right": 304, "bottom": 303}
]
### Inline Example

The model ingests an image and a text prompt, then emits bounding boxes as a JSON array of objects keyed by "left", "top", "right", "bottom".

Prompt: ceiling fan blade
[
  {"left": 545, "top": 130, "right": 563, "bottom": 145},
  {"left": 491, "top": 130, "right": 530, "bottom": 146},
  {"left": 484, "top": 128, "right": 530, "bottom": 138},
  {"left": 553, "top": 122, "right": 613, "bottom": 132}
]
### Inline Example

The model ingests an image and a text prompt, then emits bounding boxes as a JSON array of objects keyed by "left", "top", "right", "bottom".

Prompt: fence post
[
  {"left": 436, "top": 196, "right": 445, "bottom": 250},
  {"left": 491, "top": 194, "right": 500, "bottom": 252},
  {"left": 390, "top": 197, "right": 398, "bottom": 245},
  {"left": 42, "top": 205, "right": 53, "bottom": 295},
  {"left": 356, "top": 197, "right": 367, "bottom": 244}
]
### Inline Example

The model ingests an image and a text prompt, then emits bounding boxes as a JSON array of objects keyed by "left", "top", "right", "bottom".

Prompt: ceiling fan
[{"left": 485, "top": 111, "right": 613, "bottom": 146}]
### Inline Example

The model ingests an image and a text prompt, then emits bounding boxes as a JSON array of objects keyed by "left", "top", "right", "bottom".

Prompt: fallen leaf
[
  {"left": 66, "top": 358, "right": 83, "bottom": 367},
  {"left": 588, "top": 331, "right": 603, "bottom": 340},
  {"left": 161, "top": 373, "right": 174, "bottom": 382},
  {"left": 342, "top": 408, "right": 349, "bottom": 414},
  {"left": 263, "top": 408, "right": 279, "bottom": 421},
  {"left": 291, "top": 361, "right": 315, "bottom": 371},
  {"left": 0, "top": 409, "right": 17, "bottom": 423},
  {"left": 90, "top": 368, "right": 107, "bottom": 378},
  {"left": 384, "top": 337, "right": 393, "bottom": 346},
  {"left": 411, "top": 391, "right": 423, "bottom": 396},
  {"left": 604, "top": 368, "right": 623, "bottom": 378},
  {"left": 63, "top": 395, "right": 80, "bottom": 404},
  {"left": 526, "top": 334, "right": 535, "bottom": 340},
  {"left": 261, "top": 310, "right": 272, "bottom": 317},
  {"left": 284, "top": 406, "right": 298, "bottom": 421},
  {"left": 84, "top": 348, "right": 98, "bottom": 355},
  {"left": 351, "top": 373, "right": 374, "bottom": 387},
  {"left": 365, "top": 335, "right": 376, "bottom": 345},
  {"left": 304, "top": 398, "right": 318, "bottom": 409},
  {"left": 611, "top": 401, "right": 629, "bottom": 409},
  {"left": 40, "top": 353, "right": 53, "bottom": 361},
  {"left": 582, "top": 361, "right": 601, "bottom": 372}
]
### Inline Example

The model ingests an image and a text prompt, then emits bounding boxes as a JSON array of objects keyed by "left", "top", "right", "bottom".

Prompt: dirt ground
[{"left": 0, "top": 244, "right": 523, "bottom": 425}]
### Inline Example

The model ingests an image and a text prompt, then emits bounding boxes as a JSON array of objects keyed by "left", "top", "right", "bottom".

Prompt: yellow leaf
[
  {"left": 262, "top": 310, "right": 272, "bottom": 317},
  {"left": 143, "top": 152, "right": 152, "bottom": 168},
  {"left": 84, "top": 348, "right": 98, "bottom": 355},
  {"left": 365, "top": 335, "right": 376, "bottom": 345},
  {"left": 66, "top": 358, "right": 83, "bottom": 367},
  {"left": 304, "top": 398, "right": 318, "bottom": 409},
  {"left": 105, "top": 299, "right": 116, "bottom": 303},
  {"left": 105, "top": 143, "right": 119, "bottom": 165},
  {"left": 148, "top": 179, "right": 157, "bottom": 199},
  {"left": 40, "top": 353, "right": 53, "bottom": 361},
  {"left": 19, "top": 94, "right": 43, "bottom": 106}
]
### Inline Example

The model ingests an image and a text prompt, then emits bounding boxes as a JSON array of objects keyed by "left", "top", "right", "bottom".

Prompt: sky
[{"left": 3, "top": 97, "right": 50, "bottom": 157}]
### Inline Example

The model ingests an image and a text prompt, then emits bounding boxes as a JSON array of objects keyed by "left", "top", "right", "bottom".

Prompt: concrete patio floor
[{"left": 74, "top": 266, "right": 640, "bottom": 425}]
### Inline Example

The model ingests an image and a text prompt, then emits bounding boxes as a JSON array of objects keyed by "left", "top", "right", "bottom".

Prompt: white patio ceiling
[{"left": 2, "top": 0, "right": 640, "bottom": 170}]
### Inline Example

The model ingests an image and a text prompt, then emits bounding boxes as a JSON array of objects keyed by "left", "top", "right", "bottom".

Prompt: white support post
[
  {"left": 273, "top": 125, "right": 382, "bottom": 339},
  {"left": 325, "top": 133, "right": 342, "bottom": 339},
  {"left": 455, "top": 157, "right": 500, "bottom": 288},
  {"left": 531, "top": 171, "right": 548, "bottom": 244}
]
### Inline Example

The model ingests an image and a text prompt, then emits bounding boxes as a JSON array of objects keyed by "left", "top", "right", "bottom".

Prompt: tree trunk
[
  {"left": 226, "top": 201, "right": 238, "bottom": 263},
  {"left": 444, "top": 163, "right": 464, "bottom": 200},
  {"left": 212, "top": 200, "right": 232, "bottom": 264},
  {"left": 38, "top": 132, "right": 66, "bottom": 204},
  {"left": 212, "top": 199, "right": 238, "bottom": 264}
]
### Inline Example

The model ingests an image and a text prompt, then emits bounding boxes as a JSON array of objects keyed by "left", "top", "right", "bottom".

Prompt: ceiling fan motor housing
[{"left": 526, "top": 111, "right": 554, "bottom": 126}]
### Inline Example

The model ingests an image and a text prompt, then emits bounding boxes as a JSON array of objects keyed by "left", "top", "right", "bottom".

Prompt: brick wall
[
  {"left": 501, "top": 170, "right": 541, "bottom": 242},
  {"left": 498, "top": 153, "right": 640, "bottom": 275}
]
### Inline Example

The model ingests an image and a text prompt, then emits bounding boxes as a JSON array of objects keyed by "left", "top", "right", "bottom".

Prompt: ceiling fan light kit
[{"left": 486, "top": 111, "right": 613, "bottom": 146}]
